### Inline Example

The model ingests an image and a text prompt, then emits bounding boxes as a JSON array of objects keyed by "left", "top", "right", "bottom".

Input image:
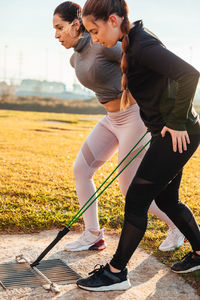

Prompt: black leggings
[{"left": 110, "top": 133, "right": 200, "bottom": 270}]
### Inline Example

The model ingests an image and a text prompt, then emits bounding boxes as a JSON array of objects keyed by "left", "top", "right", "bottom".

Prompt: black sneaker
[
  {"left": 76, "top": 263, "right": 131, "bottom": 292},
  {"left": 171, "top": 251, "right": 200, "bottom": 273}
]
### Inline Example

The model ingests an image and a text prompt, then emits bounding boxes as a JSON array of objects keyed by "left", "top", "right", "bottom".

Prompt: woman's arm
[
  {"left": 137, "top": 41, "right": 199, "bottom": 152},
  {"left": 138, "top": 42, "right": 199, "bottom": 131}
]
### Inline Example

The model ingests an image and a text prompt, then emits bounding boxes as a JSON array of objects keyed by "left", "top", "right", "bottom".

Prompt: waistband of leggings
[{"left": 107, "top": 103, "right": 139, "bottom": 119}]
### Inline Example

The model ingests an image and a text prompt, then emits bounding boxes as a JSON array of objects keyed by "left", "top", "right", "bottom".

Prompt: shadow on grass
[{"left": 42, "top": 119, "right": 77, "bottom": 123}]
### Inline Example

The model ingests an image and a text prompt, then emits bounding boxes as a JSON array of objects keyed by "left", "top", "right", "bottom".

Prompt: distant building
[
  {"left": 17, "top": 79, "right": 66, "bottom": 94},
  {"left": 0, "top": 81, "right": 8, "bottom": 92},
  {"left": 72, "top": 83, "right": 94, "bottom": 97},
  {"left": 11, "top": 79, "right": 94, "bottom": 100},
  {"left": 0, "top": 81, "right": 15, "bottom": 95}
]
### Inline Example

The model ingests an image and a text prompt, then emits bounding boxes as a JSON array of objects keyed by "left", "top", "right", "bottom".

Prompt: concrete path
[{"left": 0, "top": 230, "right": 199, "bottom": 300}]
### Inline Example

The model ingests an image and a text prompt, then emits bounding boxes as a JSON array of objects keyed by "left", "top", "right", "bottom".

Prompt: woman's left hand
[{"left": 161, "top": 126, "right": 190, "bottom": 153}]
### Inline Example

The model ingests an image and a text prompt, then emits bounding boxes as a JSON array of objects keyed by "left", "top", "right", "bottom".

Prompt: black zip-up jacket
[{"left": 127, "top": 20, "right": 200, "bottom": 135}]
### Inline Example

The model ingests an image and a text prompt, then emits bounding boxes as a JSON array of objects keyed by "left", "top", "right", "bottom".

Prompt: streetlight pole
[{"left": 3, "top": 45, "right": 8, "bottom": 82}]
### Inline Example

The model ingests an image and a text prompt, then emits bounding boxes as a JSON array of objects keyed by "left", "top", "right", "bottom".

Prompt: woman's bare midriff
[{"left": 103, "top": 94, "right": 136, "bottom": 112}]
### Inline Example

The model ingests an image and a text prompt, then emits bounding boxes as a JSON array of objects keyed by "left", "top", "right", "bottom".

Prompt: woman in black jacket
[{"left": 74, "top": 0, "right": 200, "bottom": 292}]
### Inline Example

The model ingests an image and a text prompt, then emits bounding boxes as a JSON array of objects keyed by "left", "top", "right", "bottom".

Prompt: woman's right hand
[{"left": 161, "top": 126, "right": 190, "bottom": 153}]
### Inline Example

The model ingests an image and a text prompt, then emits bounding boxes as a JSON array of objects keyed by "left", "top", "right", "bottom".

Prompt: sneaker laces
[
  {"left": 88, "top": 264, "right": 105, "bottom": 276},
  {"left": 181, "top": 251, "right": 195, "bottom": 261},
  {"left": 75, "top": 230, "right": 91, "bottom": 243},
  {"left": 161, "top": 227, "right": 184, "bottom": 245},
  {"left": 167, "top": 227, "right": 181, "bottom": 240},
  {"left": 165, "top": 228, "right": 174, "bottom": 241}
]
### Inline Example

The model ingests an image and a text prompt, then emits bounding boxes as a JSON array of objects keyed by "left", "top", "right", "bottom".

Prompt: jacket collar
[
  {"left": 73, "top": 32, "right": 91, "bottom": 53},
  {"left": 130, "top": 20, "right": 144, "bottom": 32}
]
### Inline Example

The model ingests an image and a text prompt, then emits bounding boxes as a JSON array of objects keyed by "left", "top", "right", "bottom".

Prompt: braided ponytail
[{"left": 119, "top": 1, "right": 131, "bottom": 110}]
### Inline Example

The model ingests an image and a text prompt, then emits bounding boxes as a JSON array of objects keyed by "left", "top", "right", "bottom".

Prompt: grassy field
[{"left": 0, "top": 109, "right": 199, "bottom": 292}]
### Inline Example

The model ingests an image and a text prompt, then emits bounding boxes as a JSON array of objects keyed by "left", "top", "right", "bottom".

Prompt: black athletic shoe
[
  {"left": 171, "top": 251, "right": 200, "bottom": 273},
  {"left": 76, "top": 263, "right": 131, "bottom": 292}
]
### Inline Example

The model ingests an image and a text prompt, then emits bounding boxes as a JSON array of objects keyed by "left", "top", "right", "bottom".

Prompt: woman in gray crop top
[{"left": 53, "top": 1, "right": 185, "bottom": 252}]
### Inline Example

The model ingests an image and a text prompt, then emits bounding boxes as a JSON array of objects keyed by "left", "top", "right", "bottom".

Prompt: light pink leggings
[{"left": 73, "top": 104, "right": 176, "bottom": 231}]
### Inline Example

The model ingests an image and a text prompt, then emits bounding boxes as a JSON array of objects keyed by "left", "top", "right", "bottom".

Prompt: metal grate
[{"left": 0, "top": 259, "right": 81, "bottom": 289}]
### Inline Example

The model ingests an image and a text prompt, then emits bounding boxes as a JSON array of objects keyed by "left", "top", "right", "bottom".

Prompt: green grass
[{"left": 0, "top": 109, "right": 200, "bottom": 294}]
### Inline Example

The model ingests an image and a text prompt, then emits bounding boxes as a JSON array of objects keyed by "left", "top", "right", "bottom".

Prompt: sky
[{"left": 0, "top": 0, "right": 200, "bottom": 90}]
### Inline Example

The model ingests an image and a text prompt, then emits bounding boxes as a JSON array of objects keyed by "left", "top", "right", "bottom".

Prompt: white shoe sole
[
  {"left": 77, "top": 279, "right": 131, "bottom": 291},
  {"left": 64, "top": 244, "right": 93, "bottom": 252},
  {"left": 171, "top": 265, "right": 200, "bottom": 273}
]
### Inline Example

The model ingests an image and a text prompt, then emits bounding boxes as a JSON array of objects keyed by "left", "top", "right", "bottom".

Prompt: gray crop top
[{"left": 70, "top": 32, "right": 123, "bottom": 103}]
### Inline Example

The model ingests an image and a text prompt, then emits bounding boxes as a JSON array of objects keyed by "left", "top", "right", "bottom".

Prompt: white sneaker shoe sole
[
  {"left": 171, "top": 265, "right": 200, "bottom": 273},
  {"left": 78, "top": 279, "right": 131, "bottom": 291},
  {"left": 65, "top": 244, "right": 94, "bottom": 252}
]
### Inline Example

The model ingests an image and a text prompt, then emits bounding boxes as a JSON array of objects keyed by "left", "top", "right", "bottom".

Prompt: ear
[
  {"left": 72, "top": 19, "right": 81, "bottom": 32},
  {"left": 108, "top": 14, "right": 119, "bottom": 27}
]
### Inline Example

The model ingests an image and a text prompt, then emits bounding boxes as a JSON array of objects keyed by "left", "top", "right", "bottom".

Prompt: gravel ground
[{"left": 0, "top": 230, "right": 199, "bottom": 300}]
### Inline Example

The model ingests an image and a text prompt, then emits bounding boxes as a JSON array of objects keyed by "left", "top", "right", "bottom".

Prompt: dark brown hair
[
  {"left": 82, "top": 0, "right": 131, "bottom": 109},
  {"left": 54, "top": 1, "right": 85, "bottom": 34}
]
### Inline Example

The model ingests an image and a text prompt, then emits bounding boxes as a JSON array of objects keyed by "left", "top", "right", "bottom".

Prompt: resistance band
[{"left": 31, "top": 131, "right": 151, "bottom": 267}]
